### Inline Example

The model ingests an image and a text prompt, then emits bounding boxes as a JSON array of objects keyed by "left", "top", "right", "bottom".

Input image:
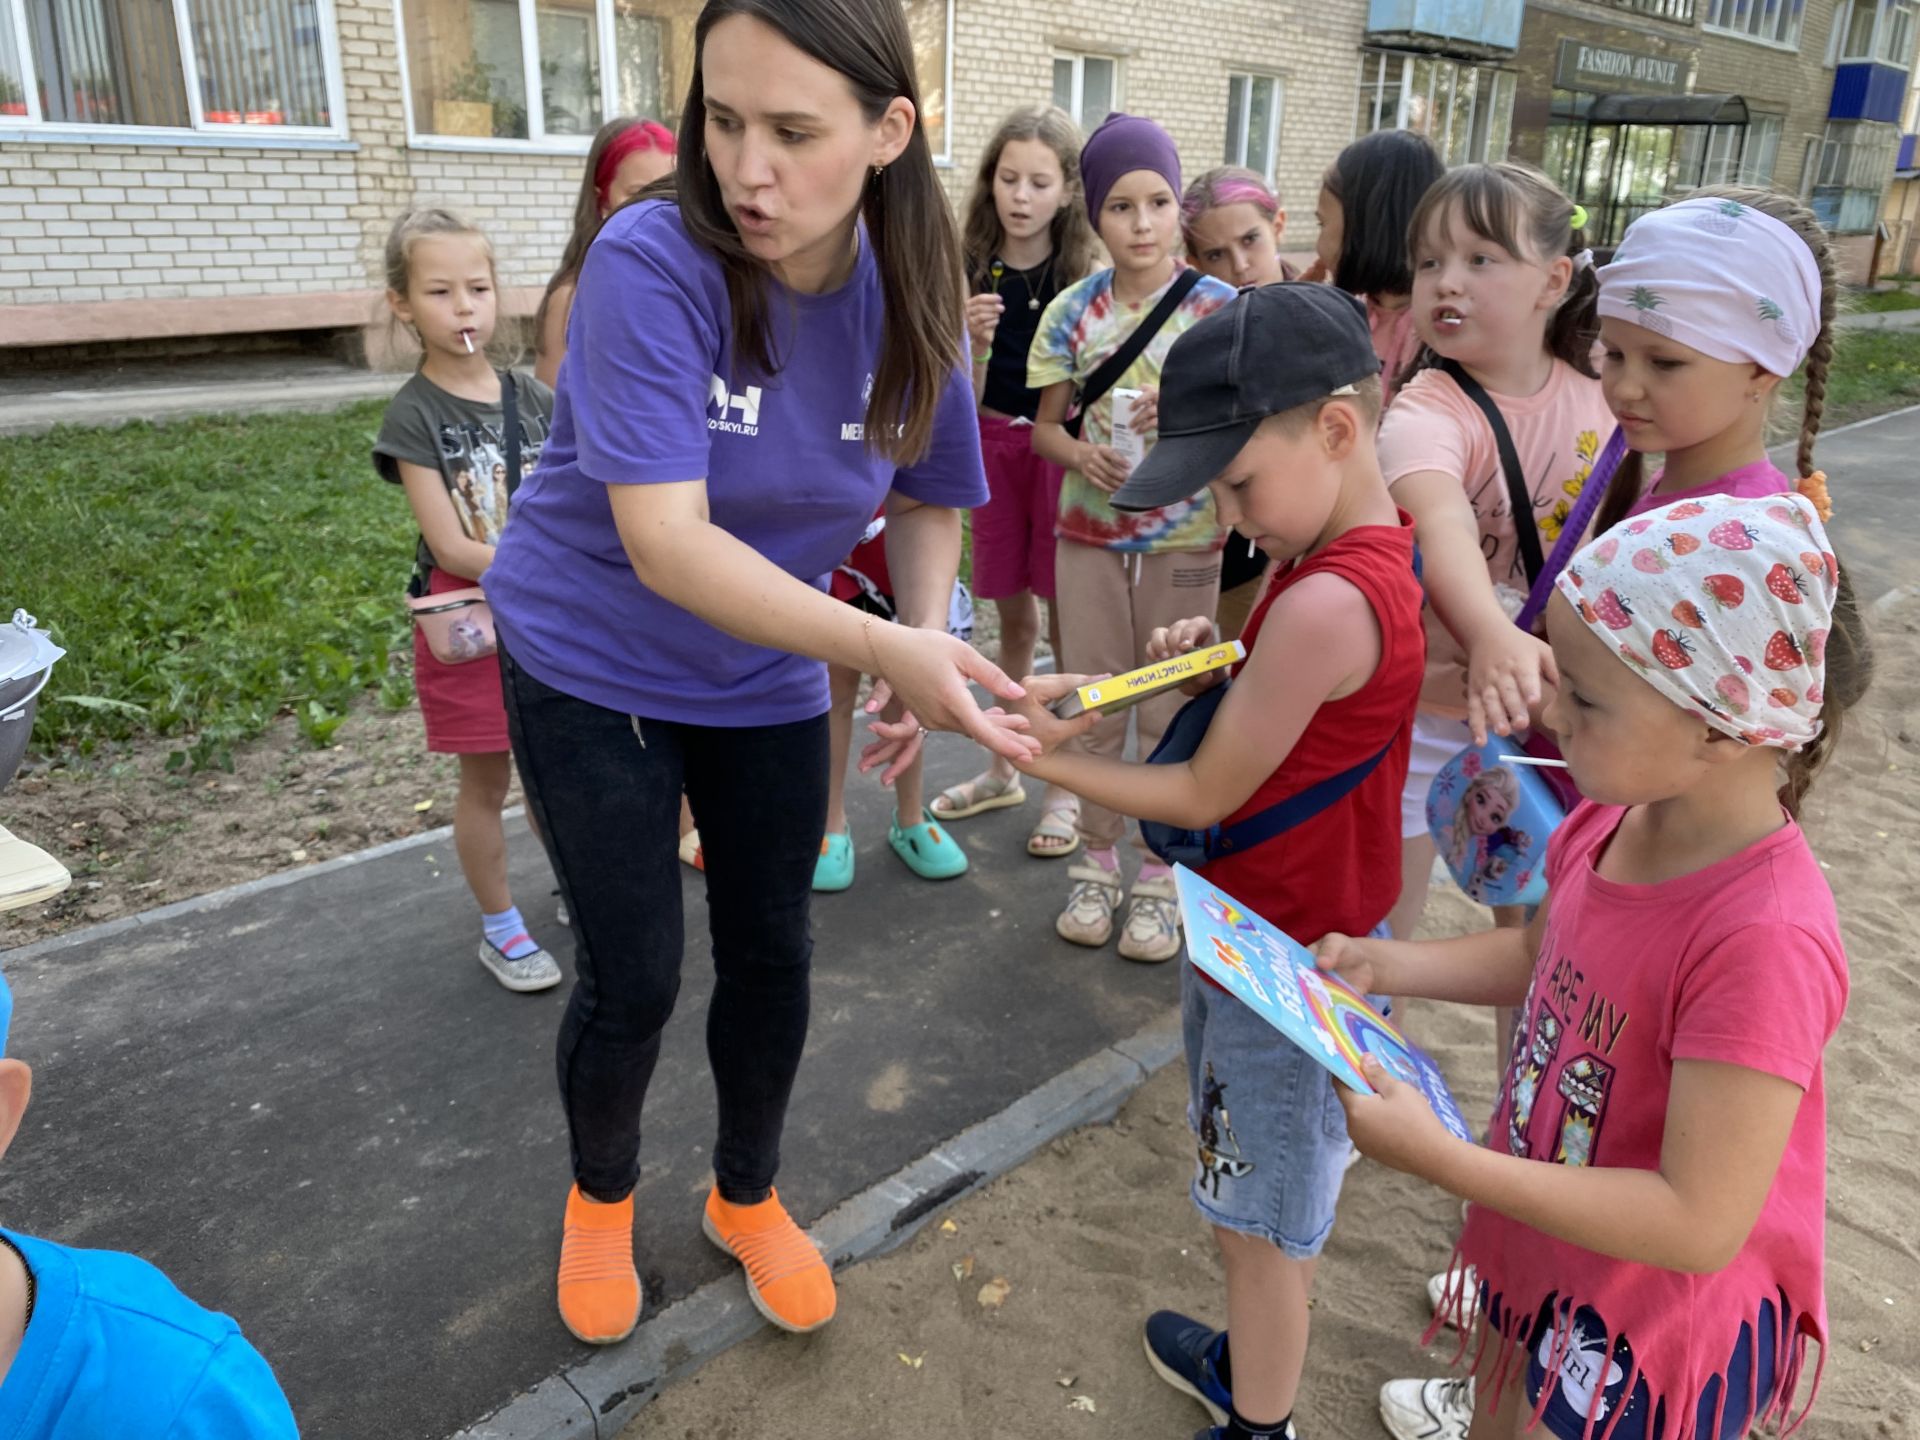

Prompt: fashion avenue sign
[{"left": 1555, "top": 38, "right": 1689, "bottom": 95}]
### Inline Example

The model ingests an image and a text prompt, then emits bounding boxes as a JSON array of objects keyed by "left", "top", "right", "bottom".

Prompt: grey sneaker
[
  {"left": 1118, "top": 872, "right": 1182, "bottom": 962},
  {"left": 1056, "top": 862, "right": 1122, "bottom": 947},
  {"left": 477, "top": 937, "right": 563, "bottom": 993},
  {"left": 1379, "top": 1377, "right": 1472, "bottom": 1440}
]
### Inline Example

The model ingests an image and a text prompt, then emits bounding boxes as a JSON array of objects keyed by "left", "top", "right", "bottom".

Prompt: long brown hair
[
  {"left": 534, "top": 117, "right": 671, "bottom": 352},
  {"left": 960, "top": 104, "right": 1097, "bottom": 290},
  {"left": 1591, "top": 185, "right": 1841, "bottom": 540},
  {"left": 1779, "top": 556, "right": 1872, "bottom": 817},
  {"left": 672, "top": 0, "right": 963, "bottom": 464}
]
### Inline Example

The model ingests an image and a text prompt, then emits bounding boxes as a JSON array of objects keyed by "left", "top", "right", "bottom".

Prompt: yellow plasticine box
[{"left": 1056, "top": 641, "right": 1246, "bottom": 719}]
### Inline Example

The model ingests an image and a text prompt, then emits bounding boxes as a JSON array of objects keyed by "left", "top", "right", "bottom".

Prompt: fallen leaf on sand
[
  {"left": 1055, "top": 1375, "right": 1076, "bottom": 1388},
  {"left": 413, "top": 799, "right": 434, "bottom": 812},
  {"left": 938, "top": 1219, "right": 958, "bottom": 1236},
  {"left": 976, "top": 1276, "right": 1012, "bottom": 1309},
  {"left": 1068, "top": 1395, "right": 1096, "bottom": 1413},
  {"left": 951, "top": 1255, "right": 975, "bottom": 1282},
  {"left": 897, "top": 1352, "right": 924, "bottom": 1369}
]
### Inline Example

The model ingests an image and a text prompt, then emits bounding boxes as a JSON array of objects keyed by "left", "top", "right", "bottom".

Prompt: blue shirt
[
  {"left": 484, "top": 199, "right": 989, "bottom": 727},
  {"left": 0, "top": 1230, "right": 299, "bottom": 1438}
]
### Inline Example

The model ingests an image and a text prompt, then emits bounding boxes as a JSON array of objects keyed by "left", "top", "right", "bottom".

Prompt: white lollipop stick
[
  {"left": 462, "top": 331, "right": 474, "bottom": 353},
  {"left": 1499, "top": 753, "right": 1570, "bottom": 768}
]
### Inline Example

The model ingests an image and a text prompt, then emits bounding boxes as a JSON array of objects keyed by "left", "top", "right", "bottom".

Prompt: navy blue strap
[{"left": 1202, "top": 735, "right": 1395, "bottom": 861}]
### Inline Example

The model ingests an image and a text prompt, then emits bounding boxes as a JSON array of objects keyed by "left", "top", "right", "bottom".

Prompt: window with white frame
[
  {"left": 1830, "top": 0, "right": 1917, "bottom": 64},
  {"left": 1052, "top": 51, "right": 1115, "bottom": 134},
  {"left": 1677, "top": 113, "right": 1783, "bottom": 188},
  {"left": 1811, "top": 118, "right": 1899, "bottom": 232},
  {"left": 399, "top": 0, "right": 950, "bottom": 155},
  {"left": 1356, "top": 50, "right": 1513, "bottom": 166},
  {"left": 1703, "top": 0, "right": 1803, "bottom": 48},
  {"left": 1224, "top": 73, "right": 1281, "bottom": 182},
  {"left": 1, "top": 0, "right": 343, "bottom": 133}
]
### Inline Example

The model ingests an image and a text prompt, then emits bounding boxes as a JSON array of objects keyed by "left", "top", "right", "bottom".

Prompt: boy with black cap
[
  {"left": 1007, "top": 284, "right": 1425, "bottom": 1440},
  {"left": 0, "top": 969, "right": 300, "bottom": 1435}
]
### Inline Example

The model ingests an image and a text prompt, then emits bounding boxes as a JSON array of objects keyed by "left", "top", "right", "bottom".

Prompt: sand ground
[{"left": 626, "top": 594, "right": 1920, "bottom": 1440}]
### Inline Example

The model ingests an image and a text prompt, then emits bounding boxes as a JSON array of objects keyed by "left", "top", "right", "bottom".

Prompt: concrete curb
[
  {"left": 1836, "top": 307, "right": 1920, "bottom": 332},
  {"left": 0, "top": 806, "right": 525, "bottom": 961},
  {"left": 450, "top": 1007, "right": 1184, "bottom": 1440},
  {"left": 0, "top": 372, "right": 403, "bottom": 437}
]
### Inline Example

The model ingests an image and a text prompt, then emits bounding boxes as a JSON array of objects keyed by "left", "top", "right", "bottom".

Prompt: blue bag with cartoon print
[{"left": 1425, "top": 737, "right": 1562, "bottom": 907}]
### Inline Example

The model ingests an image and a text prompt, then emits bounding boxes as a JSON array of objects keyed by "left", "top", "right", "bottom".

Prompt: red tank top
[{"left": 1199, "top": 513, "right": 1425, "bottom": 945}]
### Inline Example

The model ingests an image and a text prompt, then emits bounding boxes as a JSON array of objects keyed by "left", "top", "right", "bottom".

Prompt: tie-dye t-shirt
[{"left": 1028, "top": 266, "right": 1235, "bottom": 553}]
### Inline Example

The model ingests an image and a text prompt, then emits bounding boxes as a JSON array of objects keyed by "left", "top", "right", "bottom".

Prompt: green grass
[
  {"left": 1780, "top": 326, "right": 1920, "bottom": 430},
  {"left": 10, "top": 329, "right": 1920, "bottom": 770},
  {"left": 1847, "top": 288, "right": 1920, "bottom": 313},
  {"left": 3, "top": 401, "right": 415, "bottom": 769}
]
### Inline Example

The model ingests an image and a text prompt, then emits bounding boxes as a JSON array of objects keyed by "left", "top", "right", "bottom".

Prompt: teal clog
[
  {"left": 813, "top": 829, "right": 855, "bottom": 892},
  {"left": 888, "top": 811, "right": 969, "bottom": 880}
]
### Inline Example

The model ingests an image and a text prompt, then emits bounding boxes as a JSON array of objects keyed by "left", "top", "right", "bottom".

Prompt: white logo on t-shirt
[
  {"left": 708, "top": 373, "right": 762, "bottom": 434},
  {"left": 861, "top": 371, "right": 874, "bottom": 405}
]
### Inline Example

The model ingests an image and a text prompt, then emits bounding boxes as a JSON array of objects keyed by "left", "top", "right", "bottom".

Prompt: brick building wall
[
  {"left": 939, "top": 0, "right": 1366, "bottom": 247},
  {"left": 1693, "top": 0, "right": 1841, "bottom": 200}
]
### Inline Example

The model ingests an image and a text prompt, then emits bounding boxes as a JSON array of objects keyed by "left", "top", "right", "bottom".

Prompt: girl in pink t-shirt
[
  {"left": 1375, "top": 164, "right": 1625, "bottom": 944},
  {"left": 1321, "top": 493, "right": 1872, "bottom": 1440}
]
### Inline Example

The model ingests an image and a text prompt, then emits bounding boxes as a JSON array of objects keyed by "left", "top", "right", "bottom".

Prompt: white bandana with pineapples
[{"left": 1594, "top": 196, "right": 1822, "bottom": 380}]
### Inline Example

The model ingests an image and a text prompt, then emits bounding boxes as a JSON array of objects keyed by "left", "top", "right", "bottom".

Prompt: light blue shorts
[{"left": 1181, "top": 922, "right": 1391, "bottom": 1258}]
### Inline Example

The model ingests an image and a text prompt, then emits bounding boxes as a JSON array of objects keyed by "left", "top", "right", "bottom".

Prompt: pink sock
[
  {"left": 1086, "top": 846, "right": 1120, "bottom": 873},
  {"left": 1137, "top": 860, "right": 1171, "bottom": 883}
]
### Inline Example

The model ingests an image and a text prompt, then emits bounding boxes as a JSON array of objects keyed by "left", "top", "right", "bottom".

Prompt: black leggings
[{"left": 501, "top": 647, "right": 830, "bottom": 1204}]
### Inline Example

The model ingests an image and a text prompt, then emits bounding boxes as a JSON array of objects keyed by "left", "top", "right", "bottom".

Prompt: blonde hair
[
  {"left": 381, "top": 207, "right": 502, "bottom": 363},
  {"left": 1450, "top": 765, "right": 1521, "bottom": 858}
]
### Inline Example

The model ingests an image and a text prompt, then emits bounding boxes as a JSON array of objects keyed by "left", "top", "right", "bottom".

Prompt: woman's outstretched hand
[{"left": 856, "top": 628, "right": 1040, "bottom": 785}]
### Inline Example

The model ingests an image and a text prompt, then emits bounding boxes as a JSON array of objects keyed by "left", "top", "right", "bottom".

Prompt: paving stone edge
[{"left": 449, "top": 1006, "right": 1184, "bottom": 1440}]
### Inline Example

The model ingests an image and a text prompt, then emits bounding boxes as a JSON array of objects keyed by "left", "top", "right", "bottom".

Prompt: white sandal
[{"left": 930, "top": 771, "right": 1027, "bottom": 821}]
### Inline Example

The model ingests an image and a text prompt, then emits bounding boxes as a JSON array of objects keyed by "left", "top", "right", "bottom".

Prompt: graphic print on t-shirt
[
  {"left": 1469, "top": 424, "right": 1604, "bottom": 578},
  {"left": 435, "top": 418, "right": 542, "bottom": 547},
  {"left": 1501, "top": 948, "right": 1630, "bottom": 1168}
]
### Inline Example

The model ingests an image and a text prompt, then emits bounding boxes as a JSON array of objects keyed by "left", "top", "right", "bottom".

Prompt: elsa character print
[{"left": 1448, "top": 767, "right": 1531, "bottom": 894}]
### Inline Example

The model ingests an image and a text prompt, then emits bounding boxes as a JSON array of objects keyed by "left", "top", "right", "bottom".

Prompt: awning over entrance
[{"left": 1586, "top": 93, "right": 1749, "bottom": 126}]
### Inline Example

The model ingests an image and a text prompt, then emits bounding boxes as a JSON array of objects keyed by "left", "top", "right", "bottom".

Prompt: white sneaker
[
  {"left": 1379, "top": 1376, "right": 1473, "bottom": 1440},
  {"left": 1426, "top": 1263, "right": 1480, "bottom": 1330},
  {"left": 477, "top": 938, "right": 563, "bottom": 993}
]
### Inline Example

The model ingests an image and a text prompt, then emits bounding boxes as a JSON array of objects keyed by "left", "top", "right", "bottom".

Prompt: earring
[{"left": 872, "top": 164, "right": 884, "bottom": 180}]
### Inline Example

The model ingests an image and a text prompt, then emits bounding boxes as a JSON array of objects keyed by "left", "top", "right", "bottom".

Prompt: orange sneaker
[
  {"left": 556, "top": 1184, "right": 641, "bottom": 1345},
  {"left": 701, "top": 1186, "right": 836, "bottom": 1333}
]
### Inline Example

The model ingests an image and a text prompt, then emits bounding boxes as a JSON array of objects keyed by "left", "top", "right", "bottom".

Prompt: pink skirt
[{"left": 972, "top": 412, "right": 1064, "bottom": 601}]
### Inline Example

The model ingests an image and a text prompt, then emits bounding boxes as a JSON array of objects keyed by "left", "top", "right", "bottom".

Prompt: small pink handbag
[{"left": 407, "top": 588, "right": 496, "bottom": 664}]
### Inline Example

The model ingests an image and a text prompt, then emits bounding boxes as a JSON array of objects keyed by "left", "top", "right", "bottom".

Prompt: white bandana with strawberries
[{"left": 1557, "top": 491, "right": 1836, "bottom": 751}]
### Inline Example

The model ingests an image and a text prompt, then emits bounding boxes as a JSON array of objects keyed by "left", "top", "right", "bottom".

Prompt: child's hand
[
  {"left": 1078, "top": 443, "right": 1132, "bottom": 493},
  {"left": 1337, "top": 1055, "right": 1459, "bottom": 1179},
  {"left": 1312, "top": 932, "right": 1381, "bottom": 995},
  {"left": 1128, "top": 386, "right": 1160, "bottom": 435},
  {"left": 1146, "top": 616, "right": 1226, "bottom": 695},
  {"left": 965, "top": 293, "right": 1003, "bottom": 357},
  {"left": 1145, "top": 616, "right": 1217, "bottom": 663},
  {"left": 1000, "top": 673, "right": 1105, "bottom": 760},
  {"left": 1465, "top": 625, "right": 1558, "bottom": 744}
]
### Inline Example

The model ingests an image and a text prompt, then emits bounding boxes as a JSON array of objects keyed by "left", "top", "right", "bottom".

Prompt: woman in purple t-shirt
[{"left": 484, "top": 0, "right": 1041, "bottom": 1348}]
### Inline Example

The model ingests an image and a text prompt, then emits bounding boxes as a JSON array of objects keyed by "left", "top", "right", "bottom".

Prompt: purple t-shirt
[
  {"left": 485, "top": 199, "right": 988, "bottom": 725},
  {"left": 1627, "top": 456, "right": 1791, "bottom": 517}
]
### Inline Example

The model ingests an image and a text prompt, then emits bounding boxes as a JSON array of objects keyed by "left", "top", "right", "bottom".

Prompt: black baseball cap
[{"left": 1111, "top": 283, "right": 1381, "bottom": 513}]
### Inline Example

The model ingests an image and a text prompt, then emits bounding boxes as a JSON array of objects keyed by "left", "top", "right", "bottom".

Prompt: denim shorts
[
  {"left": 1522, "top": 1296, "right": 1780, "bottom": 1440},
  {"left": 1180, "top": 922, "right": 1390, "bottom": 1257}
]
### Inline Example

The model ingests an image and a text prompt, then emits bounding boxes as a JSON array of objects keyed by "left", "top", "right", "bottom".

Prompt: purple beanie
[{"left": 1080, "top": 111, "right": 1183, "bottom": 222}]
